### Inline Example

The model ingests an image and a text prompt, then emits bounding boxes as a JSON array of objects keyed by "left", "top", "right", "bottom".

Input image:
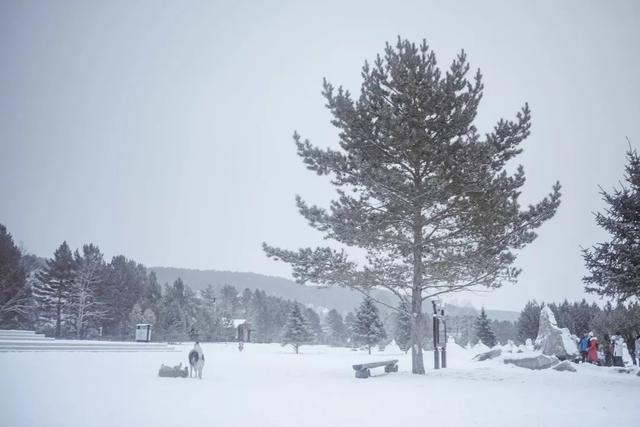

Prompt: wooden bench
[{"left": 352, "top": 359, "right": 398, "bottom": 378}]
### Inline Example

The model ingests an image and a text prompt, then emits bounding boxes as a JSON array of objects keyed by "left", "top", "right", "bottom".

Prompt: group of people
[{"left": 578, "top": 332, "right": 640, "bottom": 367}]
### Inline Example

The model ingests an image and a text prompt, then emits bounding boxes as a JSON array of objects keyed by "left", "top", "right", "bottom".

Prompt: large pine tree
[
  {"left": 0, "top": 224, "right": 31, "bottom": 328},
  {"left": 475, "top": 307, "right": 496, "bottom": 348},
  {"left": 282, "top": 304, "right": 312, "bottom": 354},
  {"left": 353, "top": 296, "right": 387, "bottom": 354},
  {"left": 264, "top": 38, "right": 561, "bottom": 374},
  {"left": 583, "top": 147, "right": 640, "bottom": 301},
  {"left": 34, "top": 241, "right": 75, "bottom": 337}
]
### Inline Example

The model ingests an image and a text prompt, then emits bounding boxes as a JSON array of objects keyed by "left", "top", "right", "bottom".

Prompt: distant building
[
  {"left": 234, "top": 319, "right": 251, "bottom": 342},
  {"left": 135, "top": 324, "right": 151, "bottom": 342}
]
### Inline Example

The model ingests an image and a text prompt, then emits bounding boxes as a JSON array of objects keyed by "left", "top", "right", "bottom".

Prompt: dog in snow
[{"left": 188, "top": 342, "right": 205, "bottom": 379}]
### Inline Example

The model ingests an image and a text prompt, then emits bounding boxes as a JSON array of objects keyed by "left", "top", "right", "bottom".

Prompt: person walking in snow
[
  {"left": 602, "top": 334, "right": 613, "bottom": 366},
  {"left": 578, "top": 334, "right": 589, "bottom": 363},
  {"left": 612, "top": 333, "right": 624, "bottom": 367},
  {"left": 587, "top": 335, "right": 598, "bottom": 364}
]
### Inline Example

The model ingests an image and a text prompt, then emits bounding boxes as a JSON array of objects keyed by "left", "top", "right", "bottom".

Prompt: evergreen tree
[
  {"left": 353, "top": 296, "right": 386, "bottom": 354},
  {"left": 34, "top": 241, "right": 75, "bottom": 337},
  {"left": 570, "top": 299, "right": 596, "bottom": 336},
  {"left": 143, "top": 271, "right": 163, "bottom": 310},
  {"left": 548, "top": 300, "right": 573, "bottom": 333},
  {"left": 393, "top": 301, "right": 412, "bottom": 353},
  {"left": 68, "top": 244, "right": 107, "bottom": 338},
  {"left": 250, "top": 289, "right": 273, "bottom": 342},
  {"left": 159, "top": 278, "right": 198, "bottom": 341},
  {"left": 590, "top": 301, "right": 639, "bottom": 353},
  {"left": 344, "top": 312, "right": 356, "bottom": 345},
  {"left": 491, "top": 319, "right": 517, "bottom": 345},
  {"left": 304, "top": 307, "right": 323, "bottom": 343},
  {"left": 196, "top": 284, "right": 224, "bottom": 340},
  {"left": 264, "top": 38, "right": 561, "bottom": 374},
  {"left": 282, "top": 304, "right": 312, "bottom": 354},
  {"left": 240, "top": 288, "right": 253, "bottom": 317},
  {"left": 101, "top": 256, "right": 147, "bottom": 338},
  {"left": 142, "top": 307, "right": 157, "bottom": 325},
  {"left": 128, "top": 303, "right": 144, "bottom": 331},
  {"left": 445, "top": 314, "right": 476, "bottom": 347},
  {"left": 475, "top": 307, "right": 496, "bottom": 347},
  {"left": 325, "top": 309, "right": 347, "bottom": 346},
  {"left": 517, "top": 300, "right": 542, "bottom": 343},
  {"left": 583, "top": 147, "right": 640, "bottom": 300},
  {"left": 0, "top": 224, "right": 31, "bottom": 328},
  {"left": 219, "top": 284, "right": 239, "bottom": 318},
  {"left": 272, "top": 300, "right": 294, "bottom": 342}
]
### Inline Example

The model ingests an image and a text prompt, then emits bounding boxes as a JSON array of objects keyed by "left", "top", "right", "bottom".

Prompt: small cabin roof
[{"left": 233, "top": 319, "right": 248, "bottom": 328}]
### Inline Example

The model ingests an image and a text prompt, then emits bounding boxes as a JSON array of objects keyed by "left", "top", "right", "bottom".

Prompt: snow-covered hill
[{"left": 151, "top": 266, "right": 520, "bottom": 320}]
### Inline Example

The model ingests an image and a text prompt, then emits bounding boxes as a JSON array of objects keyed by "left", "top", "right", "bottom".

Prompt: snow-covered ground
[{"left": 2, "top": 342, "right": 638, "bottom": 427}]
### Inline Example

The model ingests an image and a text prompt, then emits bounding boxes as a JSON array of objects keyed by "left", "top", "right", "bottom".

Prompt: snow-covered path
[{"left": 2, "top": 343, "right": 638, "bottom": 427}]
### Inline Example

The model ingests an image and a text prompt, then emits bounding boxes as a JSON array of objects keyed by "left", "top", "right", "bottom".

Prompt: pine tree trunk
[
  {"left": 411, "top": 215, "right": 426, "bottom": 374},
  {"left": 410, "top": 291, "right": 425, "bottom": 374},
  {"left": 368, "top": 345, "right": 371, "bottom": 355}
]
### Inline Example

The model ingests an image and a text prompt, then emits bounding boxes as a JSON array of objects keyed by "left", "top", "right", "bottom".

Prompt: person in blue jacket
[{"left": 578, "top": 334, "right": 589, "bottom": 363}]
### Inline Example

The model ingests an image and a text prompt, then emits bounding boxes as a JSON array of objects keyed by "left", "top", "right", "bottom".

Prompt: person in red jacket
[{"left": 587, "top": 335, "right": 599, "bottom": 364}]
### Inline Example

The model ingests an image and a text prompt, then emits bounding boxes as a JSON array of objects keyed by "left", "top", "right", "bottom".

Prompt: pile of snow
[
  {"left": 501, "top": 340, "right": 518, "bottom": 353},
  {"left": 444, "top": 339, "right": 472, "bottom": 363},
  {"left": 470, "top": 342, "right": 490, "bottom": 355},
  {"left": 525, "top": 338, "right": 534, "bottom": 351},
  {"left": 553, "top": 360, "right": 577, "bottom": 372}
]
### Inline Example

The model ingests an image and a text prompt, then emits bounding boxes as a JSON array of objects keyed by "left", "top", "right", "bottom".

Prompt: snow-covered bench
[{"left": 352, "top": 359, "right": 398, "bottom": 378}]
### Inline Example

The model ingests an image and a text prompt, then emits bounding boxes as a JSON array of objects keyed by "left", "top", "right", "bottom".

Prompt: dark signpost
[{"left": 432, "top": 300, "right": 447, "bottom": 369}]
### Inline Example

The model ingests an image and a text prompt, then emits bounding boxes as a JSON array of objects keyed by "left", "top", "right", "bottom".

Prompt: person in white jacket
[{"left": 612, "top": 333, "right": 624, "bottom": 367}]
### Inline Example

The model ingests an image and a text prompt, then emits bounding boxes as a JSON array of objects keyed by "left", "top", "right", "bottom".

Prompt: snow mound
[
  {"left": 471, "top": 342, "right": 490, "bottom": 354},
  {"left": 500, "top": 340, "right": 517, "bottom": 353},
  {"left": 445, "top": 341, "right": 472, "bottom": 363}
]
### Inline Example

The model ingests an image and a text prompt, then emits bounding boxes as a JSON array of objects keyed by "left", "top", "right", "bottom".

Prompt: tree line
[
  {"left": 0, "top": 225, "right": 392, "bottom": 349},
  {"left": 516, "top": 299, "right": 640, "bottom": 353}
]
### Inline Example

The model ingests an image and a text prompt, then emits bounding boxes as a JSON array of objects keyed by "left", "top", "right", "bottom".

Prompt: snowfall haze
[{"left": 1, "top": 0, "right": 640, "bottom": 311}]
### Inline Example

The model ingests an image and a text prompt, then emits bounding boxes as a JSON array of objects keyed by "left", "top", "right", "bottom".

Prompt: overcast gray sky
[{"left": 1, "top": 0, "right": 639, "bottom": 310}]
